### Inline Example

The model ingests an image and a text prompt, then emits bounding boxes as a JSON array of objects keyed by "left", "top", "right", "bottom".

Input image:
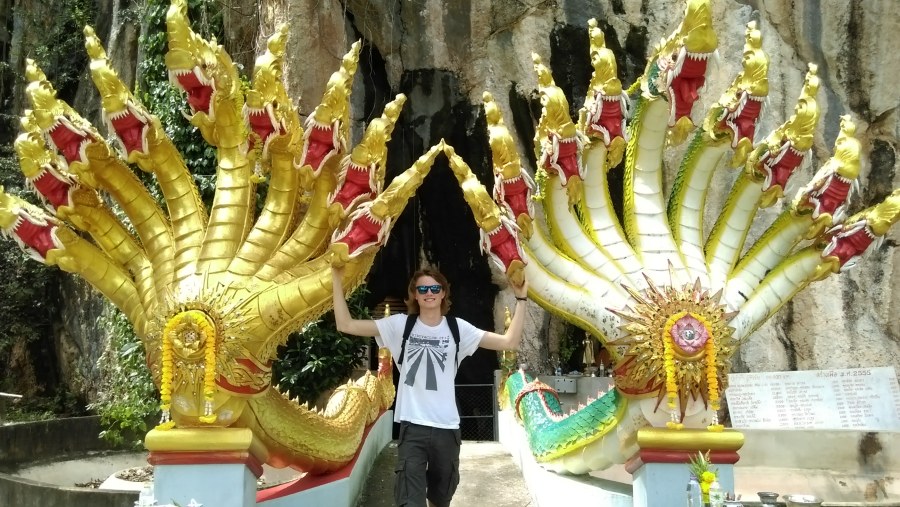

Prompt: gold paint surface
[{"left": 637, "top": 427, "right": 744, "bottom": 451}]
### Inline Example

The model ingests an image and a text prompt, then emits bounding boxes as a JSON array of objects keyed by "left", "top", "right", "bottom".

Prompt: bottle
[
  {"left": 708, "top": 479, "right": 725, "bottom": 507},
  {"left": 686, "top": 473, "right": 702, "bottom": 507},
  {"left": 137, "top": 482, "right": 155, "bottom": 506}
]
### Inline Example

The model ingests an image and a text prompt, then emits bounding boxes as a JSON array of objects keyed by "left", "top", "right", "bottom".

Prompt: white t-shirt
[{"left": 374, "top": 313, "right": 484, "bottom": 429}]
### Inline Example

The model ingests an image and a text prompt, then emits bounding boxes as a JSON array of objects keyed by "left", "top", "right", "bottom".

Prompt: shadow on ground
[{"left": 357, "top": 441, "right": 532, "bottom": 507}]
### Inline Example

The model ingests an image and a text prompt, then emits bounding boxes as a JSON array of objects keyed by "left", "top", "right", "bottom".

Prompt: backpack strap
[
  {"left": 397, "top": 313, "right": 418, "bottom": 366},
  {"left": 446, "top": 315, "right": 461, "bottom": 369}
]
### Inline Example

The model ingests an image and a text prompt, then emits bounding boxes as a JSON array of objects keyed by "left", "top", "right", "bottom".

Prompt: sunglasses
[{"left": 416, "top": 285, "right": 443, "bottom": 295}]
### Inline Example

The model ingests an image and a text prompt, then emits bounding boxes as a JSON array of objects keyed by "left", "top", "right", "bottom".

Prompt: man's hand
[
  {"left": 480, "top": 273, "right": 528, "bottom": 351},
  {"left": 510, "top": 274, "right": 528, "bottom": 300}
]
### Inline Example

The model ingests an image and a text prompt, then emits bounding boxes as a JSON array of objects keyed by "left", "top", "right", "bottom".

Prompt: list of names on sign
[{"left": 726, "top": 367, "right": 900, "bottom": 430}]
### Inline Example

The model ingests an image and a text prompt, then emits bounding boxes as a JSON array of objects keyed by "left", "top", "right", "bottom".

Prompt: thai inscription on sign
[{"left": 726, "top": 367, "right": 900, "bottom": 430}]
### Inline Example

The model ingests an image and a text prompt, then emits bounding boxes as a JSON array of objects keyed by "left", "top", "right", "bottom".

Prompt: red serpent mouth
[
  {"left": 586, "top": 93, "right": 626, "bottom": 145},
  {"left": 172, "top": 67, "right": 214, "bottom": 115},
  {"left": 822, "top": 221, "right": 877, "bottom": 271},
  {"left": 803, "top": 174, "right": 854, "bottom": 219},
  {"left": 8, "top": 212, "right": 58, "bottom": 261},
  {"left": 47, "top": 116, "right": 94, "bottom": 165},
  {"left": 719, "top": 92, "right": 764, "bottom": 147},
  {"left": 331, "top": 205, "right": 390, "bottom": 258},
  {"left": 29, "top": 165, "right": 75, "bottom": 211},
  {"left": 663, "top": 50, "right": 713, "bottom": 125},
  {"left": 541, "top": 134, "right": 583, "bottom": 186},
  {"left": 108, "top": 104, "right": 151, "bottom": 155},
  {"left": 493, "top": 173, "right": 533, "bottom": 221},
  {"left": 330, "top": 161, "right": 377, "bottom": 213},
  {"left": 246, "top": 103, "right": 283, "bottom": 154},
  {"left": 759, "top": 141, "right": 805, "bottom": 192},
  {"left": 480, "top": 218, "right": 525, "bottom": 273},
  {"left": 298, "top": 121, "right": 340, "bottom": 175}
]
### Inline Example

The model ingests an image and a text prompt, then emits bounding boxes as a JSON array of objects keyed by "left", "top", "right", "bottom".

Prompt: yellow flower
[
  {"left": 705, "top": 334, "right": 719, "bottom": 410},
  {"left": 160, "top": 310, "right": 219, "bottom": 427},
  {"left": 665, "top": 420, "right": 684, "bottom": 430},
  {"left": 688, "top": 450, "right": 717, "bottom": 479},
  {"left": 701, "top": 471, "right": 716, "bottom": 483},
  {"left": 155, "top": 420, "right": 176, "bottom": 431},
  {"left": 662, "top": 311, "right": 686, "bottom": 410}
]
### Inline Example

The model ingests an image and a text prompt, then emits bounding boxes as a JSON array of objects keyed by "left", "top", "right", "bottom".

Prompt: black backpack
[{"left": 397, "top": 314, "right": 461, "bottom": 372}]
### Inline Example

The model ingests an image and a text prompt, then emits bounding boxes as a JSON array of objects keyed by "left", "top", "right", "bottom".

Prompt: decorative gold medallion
[{"left": 611, "top": 273, "right": 736, "bottom": 429}]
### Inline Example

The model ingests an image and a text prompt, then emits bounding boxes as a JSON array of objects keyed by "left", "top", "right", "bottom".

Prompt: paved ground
[{"left": 357, "top": 440, "right": 532, "bottom": 507}]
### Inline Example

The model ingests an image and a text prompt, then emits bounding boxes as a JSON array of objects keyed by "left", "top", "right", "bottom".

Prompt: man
[{"left": 331, "top": 265, "right": 528, "bottom": 507}]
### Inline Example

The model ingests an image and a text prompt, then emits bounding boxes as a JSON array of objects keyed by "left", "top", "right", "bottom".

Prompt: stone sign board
[{"left": 726, "top": 367, "right": 900, "bottom": 430}]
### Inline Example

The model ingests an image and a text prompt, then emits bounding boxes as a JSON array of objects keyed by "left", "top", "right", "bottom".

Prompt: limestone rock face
[{"left": 55, "top": 277, "right": 111, "bottom": 399}]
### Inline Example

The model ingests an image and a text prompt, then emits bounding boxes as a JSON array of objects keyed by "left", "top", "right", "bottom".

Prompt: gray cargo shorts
[{"left": 394, "top": 421, "right": 462, "bottom": 507}]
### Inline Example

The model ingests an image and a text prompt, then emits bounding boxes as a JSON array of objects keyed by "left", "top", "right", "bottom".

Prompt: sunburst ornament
[{"left": 610, "top": 270, "right": 737, "bottom": 430}]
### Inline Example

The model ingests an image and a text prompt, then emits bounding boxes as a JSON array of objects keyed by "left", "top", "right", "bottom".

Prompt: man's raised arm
[
  {"left": 478, "top": 276, "right": 528, "bottom": 351},
  {"left": 331, "top": 265, "right": 380, "bottom": 338}
]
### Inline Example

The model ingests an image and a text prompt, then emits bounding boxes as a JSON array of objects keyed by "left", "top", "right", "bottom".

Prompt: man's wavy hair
[{"left": 405, "top": 268, "right": 451, "bottom": 315}]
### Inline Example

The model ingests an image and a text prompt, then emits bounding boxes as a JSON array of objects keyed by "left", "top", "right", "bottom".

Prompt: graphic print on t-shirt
[{"left": 403, "top": 333, "right": 450, "bottom": 390}]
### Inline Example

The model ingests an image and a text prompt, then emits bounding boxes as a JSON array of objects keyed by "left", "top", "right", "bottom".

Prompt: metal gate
[{"left": 455, "top": 382, "right": 497, "bottom": 441}]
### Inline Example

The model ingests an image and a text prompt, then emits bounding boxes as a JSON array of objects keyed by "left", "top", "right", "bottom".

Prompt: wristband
[{"left": 515, "top": 296, "right": 528, "bottom": 301}]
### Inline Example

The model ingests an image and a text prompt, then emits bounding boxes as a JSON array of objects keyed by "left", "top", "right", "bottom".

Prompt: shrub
[{"left": 273, "top": 286, "right": 372, "bottom": 406}]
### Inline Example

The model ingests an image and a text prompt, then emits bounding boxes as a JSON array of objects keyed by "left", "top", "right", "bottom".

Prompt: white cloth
[{"left": 375, "top": 313, "right": 484, "bottom": 429}]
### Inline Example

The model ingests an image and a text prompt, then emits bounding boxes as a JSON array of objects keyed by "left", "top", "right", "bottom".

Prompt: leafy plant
[
  {"left": 273, "top": 286, "right": 373, "bottom": 406},
  {"left": 23, "top": 0, "right": 96, "bottom": 100},
  {"left": 0, "top": 237, "right": 58, "bottom": 359},
  {"left": 88, "top": 307, "right": 158, "bottom": 448},
  {"left": 558, "top": 322, "right": 582, "bottom": 372},
  {"left": 138, "top": 0, "right": 222, "bottom": 181},
  {"left": 688, "top": 450, "right": 719, "bottom": 501},
  {"left": 4, "top": 388, "right": 84, "bottom": 422}
]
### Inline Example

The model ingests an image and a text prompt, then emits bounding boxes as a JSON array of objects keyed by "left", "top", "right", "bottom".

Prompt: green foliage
[
  {"left": 88, "top": 307, "right": 158, "bottom": 448},
  {"left": 0, "top": 144, "right": 26, "bottom": 189},
  {"left": 23, "top": 0, "right": 96, "bottom": 97},
  {"left": 0, "top": 61, "right": 16, "bottom": 140},
  {"left": 0, "top": 254, "right": 58, "bottom": 347},
  {"left": 273, "top": 286, "right": 372, "bottom": 405},
  {"left": 3, "top": 389, "right": 83, "bottom": 422},
  {"left": 137, "top": 0, "right": 224, "bottom": 183},
  {"left": 558, "top": 323, "right": 583, "bottom": 371}
]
